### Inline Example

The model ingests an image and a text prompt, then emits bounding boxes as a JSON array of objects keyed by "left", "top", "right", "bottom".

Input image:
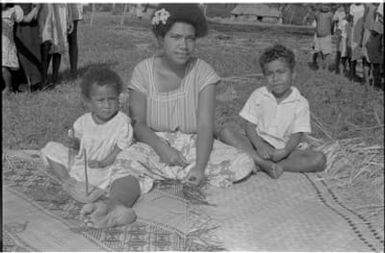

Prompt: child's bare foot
[
  {"left": 62, "top": 178, "right": 105, "bottom": 203},
  {"left": 262, "top": 163, "right": 284, "bottom": 179},
  {"left": 80, "top": 199, "right": 137, "bottom": 228}
]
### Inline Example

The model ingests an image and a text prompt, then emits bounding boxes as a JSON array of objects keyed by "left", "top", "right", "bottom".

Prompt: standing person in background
[
  {"left": 312, "top": 5, "right": 334, "bottom": 72},
  {"left": 310, "top": 5, "right": 319, "bottom": 69},
  {"left": 2, "top": 3, "right": 39, "bottom": 94},
  {"left": 349, "top": 3, "right": 365, "bottom": 81},
  {"left": 333, "top": 4, "right": 346, "bottom": 74},
  {"left": 375, "top": 2, "right": 383, "bottom": 88},
  {"left": 135, "top": 4, "right": 144, "bottom": 19},
  {"left": 38, "top": 3, "right": 72, "bottom": 88},
  {"left": 363, "top": 3, "right": 383, "bottom": 90},
  {"left": 67, "top": 3, "right": 83, "bottom": 78},
  {"left": 361, "top": 3, "right": 378, "bottom": 88},
  {"left": 14, "top": 3, "right": 44, "bottom": 92},
  {"left": 340, "top": 14, "right": 353, "bottom": 76}
]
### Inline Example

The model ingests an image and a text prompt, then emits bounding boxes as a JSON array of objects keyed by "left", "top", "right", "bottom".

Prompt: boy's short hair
[
  {"left": 80, "top": 67, "right": 123, "bottom": 98},
  {"left": 259, "top": 44, "right": 296, "bottom": 73}
]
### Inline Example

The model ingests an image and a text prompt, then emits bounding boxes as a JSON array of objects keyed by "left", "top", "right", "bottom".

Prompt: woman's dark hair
[
  {"left": 151, "top": 4, "right": 207, "bottom": 38},
  {"left": 80, "top": 67, "right": 123, "bottom": 98}
]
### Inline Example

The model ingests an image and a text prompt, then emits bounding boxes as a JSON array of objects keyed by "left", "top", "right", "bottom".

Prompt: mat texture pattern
[
  {"left": 202, "top": 172, "right": 384, "bottom": 251},
  {"left": 2, "top": 150, "right": 384, "bottom": 251},
  {"left": 2, "top": 153, "right": 222, "bottom": 252}
]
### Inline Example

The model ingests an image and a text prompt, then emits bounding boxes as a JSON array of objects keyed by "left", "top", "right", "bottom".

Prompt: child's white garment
[
  {"left": 239, "top": 86, "right": 311, "bottom": 150},
  {"left": 2, "top": 5, "right": 24, "bottom": 69},
  {"left": 41, "top": 111, "right": 135, "bottom": 191},
  {"left": 38, "top": 3, "right": 68, "bottom": 54}
]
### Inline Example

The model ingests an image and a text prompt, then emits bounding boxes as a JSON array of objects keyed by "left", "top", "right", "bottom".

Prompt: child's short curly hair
[
  {"left": 259, "top": 44, "right": 296, "bottom": 73},
  {"left": 151, "top": 4, "right": 207, "bottom": 38},
  {"left": 80, "top": 67, "right": 123, "bottom": 98}
]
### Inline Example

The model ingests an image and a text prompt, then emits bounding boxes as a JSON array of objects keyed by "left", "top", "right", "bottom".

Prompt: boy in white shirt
[{"left": 217, "top": 44, "right": 326, "bottom": 179}]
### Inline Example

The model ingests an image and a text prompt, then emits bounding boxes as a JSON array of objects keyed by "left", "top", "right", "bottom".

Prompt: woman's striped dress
[{"left": 112, "top": 57, "right": 254, "bottom": 193}]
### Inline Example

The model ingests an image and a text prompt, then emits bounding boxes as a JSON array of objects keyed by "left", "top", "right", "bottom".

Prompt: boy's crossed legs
[{"left": 217, "top": 126, "right": 326, "bottom": 179}]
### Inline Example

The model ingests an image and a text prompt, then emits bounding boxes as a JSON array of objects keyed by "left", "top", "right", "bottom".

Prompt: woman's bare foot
[
  {"left": 62, "top": 178, "right": 105, "bottom": 203},
  {"left": 80, "top": 199, "right": 137, "bottom": 228}
]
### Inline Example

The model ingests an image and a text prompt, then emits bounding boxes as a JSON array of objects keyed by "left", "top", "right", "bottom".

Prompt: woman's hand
[
  {"left": 157, "top": 143, "right": 188, "bottom": 167},
  {"left": 185, "top": 166, "right": 204, "bottom": 186}
]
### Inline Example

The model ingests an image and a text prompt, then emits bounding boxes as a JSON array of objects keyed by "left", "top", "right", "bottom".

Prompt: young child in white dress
[
  {"left": 41, "top": 67, "right": 141, "bottom": 228},
  {"left": 2, "top": 3, "right": 39, "bottom": 94}
]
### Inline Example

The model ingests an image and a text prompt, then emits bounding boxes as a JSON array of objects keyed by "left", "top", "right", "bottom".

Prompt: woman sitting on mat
[
  {"left": 54, "top": 4, "right": 255, "bottom": 228},
  {"left": 121, "top": 3, "right": 255, "bottom": 188}
]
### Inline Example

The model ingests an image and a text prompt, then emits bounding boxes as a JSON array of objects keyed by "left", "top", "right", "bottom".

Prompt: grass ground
[{"left": 2, "top": 13, "right": 384, "bottom": 215}]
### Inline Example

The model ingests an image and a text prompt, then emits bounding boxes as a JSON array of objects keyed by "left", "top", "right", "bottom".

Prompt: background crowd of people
[
  {"left": 311, "top": 3, "right": 384, "bottom": 89},
  {"left": 2, "top": 3, "right": 83, "bottom": 94},
  {"left": 3, "top": 3, "right": 384, "bottom": 94}
]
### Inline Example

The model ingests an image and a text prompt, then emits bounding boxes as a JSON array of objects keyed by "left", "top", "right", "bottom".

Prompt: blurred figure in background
[
  {"left": 361, "top": 3, "right": 379, "bottom": 88},
  {"left": 349, "top": 3, "right": 365, "bottom": 81},
  {"left": 67, "top": 3, "right": 83, "bottom": 78},
  {"left": 2, "top": 3, "right": 39, "bottom": 94},
  {"left": 135, "top": 4, "right": 144, "bottom": 19},
  {"left": 14, "top": 3, "right": 44, "bottom": 92},
  {"left": 38, "top": 3, "right": 71, "bottom": 88},
  {"left": 333, "top": 4, "right": 346, "bottom": 74},
  {"left": 363, "top": 3, "right": 383, "bottom": 90},
  {"left": 312, "top": 5, "right": 334, "bottom": 72},
  {"left": 340, "top": 14, "right": 353, "bottom": 76}
]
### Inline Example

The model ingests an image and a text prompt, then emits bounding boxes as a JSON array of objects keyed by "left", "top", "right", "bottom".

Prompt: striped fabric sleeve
[
  {"left": 128, "top": 59, "right": 149, "bottom": 94},
  {"left": 197, "top": 60, "right": 221, "bottom": 91}
]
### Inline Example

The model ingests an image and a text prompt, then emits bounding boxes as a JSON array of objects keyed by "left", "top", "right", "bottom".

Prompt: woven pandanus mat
[
  {"left": 201, "top": 171, "right": 384, "bottom": 251},
  {"left": 3, "top": 149, "right": 383, "bottom": 251},
  {"left": 2, "top": 150, "right": 223, "bottom": 251}
]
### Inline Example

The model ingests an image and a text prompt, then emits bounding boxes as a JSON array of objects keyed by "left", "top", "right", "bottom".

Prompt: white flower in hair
[{"left": 151, "top": 8, "right": 170, "bottom": 25}]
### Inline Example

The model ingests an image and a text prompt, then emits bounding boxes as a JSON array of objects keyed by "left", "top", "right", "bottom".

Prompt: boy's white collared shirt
[{"left": 239, "top": 86, "right": 311, "bottom": 150}]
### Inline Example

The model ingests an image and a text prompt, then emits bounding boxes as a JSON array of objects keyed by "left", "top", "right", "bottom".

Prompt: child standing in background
[
  {"left": 333, "top": 4, "right": 346, "bottom": 74},
  {"left": 362, "top": 3, "right": 383, "bottom": 89},
  {"left": 337, "top": 14, "right": 353, "bottom": 76},
  {"left": 67, "top": 3, "right": 83, "bottom": 77},
  {"left": 2, "top": 3, "right": 39, "bottom": 94},
  {"left": 38, "top": 3, "right": 71, "bottom": 88},
  {"left": 41, "top": 67, "right": 141, "bottom": 228},
  {"left": 312, "top": 5, "right": 334, "bottom": 72},
  {"left": 349, "top": 3, "right": 365, "bottom": 81}
]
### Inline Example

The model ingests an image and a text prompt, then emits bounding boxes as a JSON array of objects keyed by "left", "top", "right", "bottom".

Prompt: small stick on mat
[
  {"left": 67, "top": 129, "right": 74, "bottom": 170},
  {"left": 83, "top": 148, "right": 89, "bottom": 196}
]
